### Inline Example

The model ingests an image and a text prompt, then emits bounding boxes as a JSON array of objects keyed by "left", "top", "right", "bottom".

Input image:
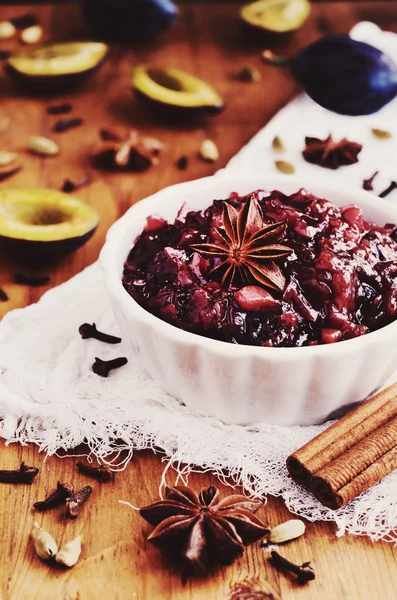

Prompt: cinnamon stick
[
  {"left": 313, "top": 446, "right": 397, "bottom": 510},
  {"left": 286, "top": 383, "right": 397, "bottom": 510},
  {"left": 287, "top": 383, "right": 397, "bottom": 485}
]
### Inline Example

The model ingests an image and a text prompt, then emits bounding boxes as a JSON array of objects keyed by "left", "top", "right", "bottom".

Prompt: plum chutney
[{"left": 122, "top": 189, "right": 397, "bottom": 347}]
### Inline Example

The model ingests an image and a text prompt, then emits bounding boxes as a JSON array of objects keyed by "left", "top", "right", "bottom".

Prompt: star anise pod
[
  {"left": 140, "top": 485, "right": 269, "bottom": 575},
  {"left": 302, "top": 135, "right": 362, "bottom": 169},
  {"left": 93, "top": 129, "right": 163, "bottom": 172},
  {"left": 191, "top": 196, "right": 292, "bottom": 292}
]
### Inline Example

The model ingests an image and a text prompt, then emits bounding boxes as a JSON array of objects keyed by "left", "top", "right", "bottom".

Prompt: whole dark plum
[
  {"left": 80, "top": 0, "right": 178, "bottom": 42},
  {"left": 292, "top": 35, "right": 397, "bottom": 116}
]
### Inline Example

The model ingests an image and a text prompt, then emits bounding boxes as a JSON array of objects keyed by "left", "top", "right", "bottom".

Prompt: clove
[
  {"left": 363, "top": 171, "right": 378, "bottom": 191},
  {"left": 62, "top": 173, "right": 92, "bottom": 193},
  {"left": 11, "top": 13, "right": 38, "bottom": 29},
  {"left": 271, "top": 550, "right": 315, "bottom": 584},
  {"left": 379, "top": 181, "right": 397, "bottom": 198},
  {"left": 14, "top": 272, "right": 50, "bottom": 287},
  {"left": 47, "top": 103, "right": 72, "bottom": 115},
  {"left": 0, "top": 462, "right": 39, "bottom": 484},
  {"left": 34, "top": 481, "right": 74, "bottom": 511},
  {"left": 79, "top": 323, "right": 121, "bottom": 344},
  {"left": 77, "top": 461, "right": 111, "bottom": 482},
  {"left": 66, "top": 485, "right": 92, "bottom": 518},
  {"left": 53, "top": 118, "right": 83, "bottom": 133},
  {"left": 176, "top": 155, "right": 189, "bottom": 170},
  {"left": 92, "top": 356, "right": 128, "bottom": 377}
]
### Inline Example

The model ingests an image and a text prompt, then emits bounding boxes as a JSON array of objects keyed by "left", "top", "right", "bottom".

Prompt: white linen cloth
[{"left": 1, "top": 22, "right": 397, "bottom": 543}]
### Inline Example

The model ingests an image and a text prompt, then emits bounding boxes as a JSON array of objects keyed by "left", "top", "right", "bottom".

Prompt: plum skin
[
  {"left": 292, "top": 35, "right": 397, "bottom": 116},
  {"left": 0, "top": 227, "right": 97, "bottom": 265},
  {"left": 79, "top": 0, "right": 178, "bottom": 41},
  {"left": 5, "top": 59, "right": 106, "bottom": 93}
]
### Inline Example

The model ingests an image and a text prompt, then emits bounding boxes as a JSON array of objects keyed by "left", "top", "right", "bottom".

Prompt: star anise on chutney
[
  {"left": 191, "top": 196, "right": 292, "bottom": 292},
  {"left": 302, "top": 134, "right": 362, "bottom": 170},
  {"left": 140, "top": 485, "right": 269, "bottom": 575}
]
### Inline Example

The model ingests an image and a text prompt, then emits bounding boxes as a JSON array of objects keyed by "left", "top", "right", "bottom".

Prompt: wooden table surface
[{"left": 1, "top": 3, "right": 397, "bottom": 599}]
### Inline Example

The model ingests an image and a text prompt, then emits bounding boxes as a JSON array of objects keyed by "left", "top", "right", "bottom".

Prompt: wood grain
[{"left": 0, "top": 3, "right": 397, "bottom": 599}]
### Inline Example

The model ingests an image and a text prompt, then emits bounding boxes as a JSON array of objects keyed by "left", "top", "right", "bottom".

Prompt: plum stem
[{"left": 262, "top": 50, "right": 292, "bottom": 66}]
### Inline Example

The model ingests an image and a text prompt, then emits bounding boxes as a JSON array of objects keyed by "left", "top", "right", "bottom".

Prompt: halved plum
[
  {"left": 240, "top": 0, "right": 311, "bottom": 35},
  {"left": 0, "top": 188, "right": 99, "bottom": 263},
  {"left": 5, "top": 41, "right": 108, "bottom": 92},
  {"left": 132, "top": 65, "right": 224, "bottom": 117}
]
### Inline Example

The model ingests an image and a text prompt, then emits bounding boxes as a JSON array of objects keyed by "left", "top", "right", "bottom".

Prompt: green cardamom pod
[{"left": 275, "top": 160, "right": 295, "bottom": 174}]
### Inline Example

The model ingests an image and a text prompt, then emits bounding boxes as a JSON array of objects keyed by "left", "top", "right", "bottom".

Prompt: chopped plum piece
[
  {"left": 122, "top": 188, "right": 397, "bottom": 347},
  {"left": 321, "top": 328, "right": 342, "bottom": 344},
  {"left": 145, "top": 215, "right": 167, "bottom": 232},
  {"left": 160, "top": 304, "right": 178, "bottom": 323},
  {"left": 332, "top": 270, "right": 357, "bottom": 313},
  {"left": 179, "top": 230, "right": 204, "bottom": 248},
  {"left": 283, "top": 276, "right": 319, "bottom": 322},
  {"left": 385, "top": 287, "right": 397, "bottom": 318},
  {"left": 235, "top": 286, "right": 280, "bottom": 313},
  {"left": 154, "top": 247, "right": 196, "bottom": 286},
  {"left": 342, "top": 205, "right": 364, "bottom": 228}
]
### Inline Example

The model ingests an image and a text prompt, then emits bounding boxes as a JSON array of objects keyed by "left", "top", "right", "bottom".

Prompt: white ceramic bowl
[{"left": 100, "top": 174, "right": 397, "bottom": 426}]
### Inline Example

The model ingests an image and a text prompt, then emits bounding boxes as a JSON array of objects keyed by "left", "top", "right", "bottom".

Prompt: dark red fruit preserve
[{"left": 122, "top": 189, "right": 397, "bottom": 347}]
